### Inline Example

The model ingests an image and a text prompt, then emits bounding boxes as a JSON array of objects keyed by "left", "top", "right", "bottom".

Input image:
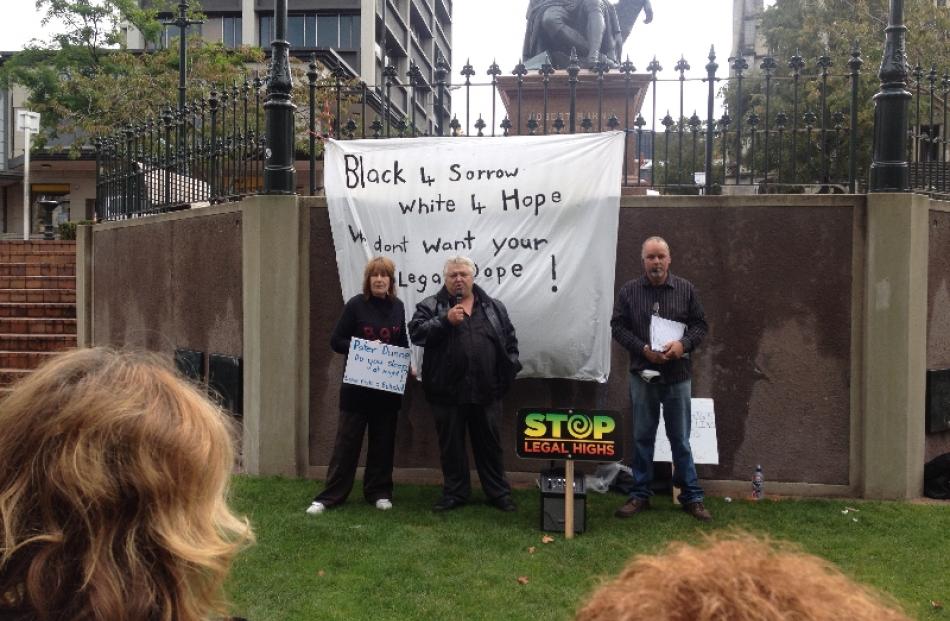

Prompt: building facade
[
  {"left": 131, "top": 0, "right": 453, "bottom": 134},
  {"left": 0, "top": 74, "right": 95, "bottom": 238},
  {"left": 730, "top": 0, "right": 765, "bottom": 77},
  {"left": 0, "top": 0, "right": 452, "bottom": 235}
]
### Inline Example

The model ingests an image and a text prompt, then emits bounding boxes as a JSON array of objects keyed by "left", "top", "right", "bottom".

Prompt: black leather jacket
[{"left": 409, "top": 284, "right": 521, "bottom": 405}]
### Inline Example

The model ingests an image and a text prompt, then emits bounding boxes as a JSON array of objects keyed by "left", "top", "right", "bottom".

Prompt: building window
[
  {"left": 258, "top": 13, "right": 358, "bottom": 49},
  {"left": 149, "top": 26, "right": 178, "bottom": 50},
  {"left": 317, "top": 14, "right": 339, "bottom": 47},
  {"left": 288, "top": 15, "right": 306, "bottom": 47},
  {"left": 223, "top": 16, "right": 242, "bottom": 48},
  {"left": 259, "top": 15, "right": 271, "bottom": 46},
  {"left": 340, "top": 15, "right": 360, "bottom": 48}
]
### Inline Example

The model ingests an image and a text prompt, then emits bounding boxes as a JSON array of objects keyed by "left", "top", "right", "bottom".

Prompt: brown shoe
[
  {"left": 614, "top": 497, "right": 650, "bottom": 518},
  {"left": 683, "top": 501, "right": 713, "bottom": 522}
]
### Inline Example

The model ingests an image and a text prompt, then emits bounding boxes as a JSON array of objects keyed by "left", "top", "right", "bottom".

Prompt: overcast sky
[
  {"left": 454, "top": 0, "right": 739, "bottom": 128},
  {"left": 0, "top": 1, "right": 757, "bottom": 125}
]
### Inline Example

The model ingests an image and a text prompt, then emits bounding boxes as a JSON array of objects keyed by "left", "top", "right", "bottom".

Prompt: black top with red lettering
[{"left": 331, "top": 294, "right": 409, "bottom": 413}]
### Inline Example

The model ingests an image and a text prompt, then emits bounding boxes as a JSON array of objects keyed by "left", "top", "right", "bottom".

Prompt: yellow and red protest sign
[{"left": 516, "top": 408, "right": 622, "bottom": 461}]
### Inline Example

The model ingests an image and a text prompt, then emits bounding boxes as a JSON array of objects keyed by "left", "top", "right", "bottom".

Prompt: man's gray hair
[
  {"left": 443, "top": 255, "right": 476, "bottom": 279},
  {"left": 641, "top": 236, "right": 670, "bottom": 257}
]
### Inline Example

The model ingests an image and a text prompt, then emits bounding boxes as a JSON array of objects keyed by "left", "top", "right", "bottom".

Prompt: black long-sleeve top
[
  {"left": 331, "top": 294, "right": 409, "bottom": 413},
  {"left": 610, "top": 273, "right": 708, "bottom": 384}
]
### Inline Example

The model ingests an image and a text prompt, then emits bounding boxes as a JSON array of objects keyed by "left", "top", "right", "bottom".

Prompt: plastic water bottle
[{"left": 752, "top": 464, "right": 764, "bottom": 500}]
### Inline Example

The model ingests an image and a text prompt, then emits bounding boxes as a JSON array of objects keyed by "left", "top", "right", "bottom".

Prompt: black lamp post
[
  {"left": 263, "top": 0, "right": 297, "bottom": 194},
  {"left": 162, "top": 2, "right": 203, "bottom": 116},
  {"left": 869, "top": 0, "right": 911, "bottom": 192},
  {"left": 162, "top": 2, "right": 202, "bottom": 163}
]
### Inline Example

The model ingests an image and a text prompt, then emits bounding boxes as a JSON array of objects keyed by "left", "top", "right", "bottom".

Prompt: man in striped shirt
[{"left": 610, "top": 236, "right": 712, "bottom": 522}]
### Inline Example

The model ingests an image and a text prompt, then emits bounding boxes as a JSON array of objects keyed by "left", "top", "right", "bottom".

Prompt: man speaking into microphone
[{"left": 409, "top": 255, "right": 521, "bottom": 512}]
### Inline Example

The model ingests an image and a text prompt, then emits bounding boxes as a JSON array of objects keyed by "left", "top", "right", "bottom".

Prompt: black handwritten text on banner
[{"left": 325, "top": 133, "right": 624, "bottom": 381}]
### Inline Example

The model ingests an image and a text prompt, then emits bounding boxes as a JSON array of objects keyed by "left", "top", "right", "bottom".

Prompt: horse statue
[{"left": 523, "top": 0, "right": 654, "bottom": 69}]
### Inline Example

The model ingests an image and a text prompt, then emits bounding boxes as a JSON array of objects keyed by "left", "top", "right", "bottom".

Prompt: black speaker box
[
  {"left": 208, "top": 354, "right": 243, "bottom": 417},
  {"left": 539, "top": 469, "right": 587, "bottom": 534},
  {"left": 174, "top": 348, "right": 205, "bottom": 382}
]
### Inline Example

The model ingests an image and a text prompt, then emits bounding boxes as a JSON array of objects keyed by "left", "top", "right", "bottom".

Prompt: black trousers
[
  {"left": 314, "top": 408, "right": 398, "bottom": 506},
  {"left": 431, "top": 400, "right": 512, "bottom": 502}
]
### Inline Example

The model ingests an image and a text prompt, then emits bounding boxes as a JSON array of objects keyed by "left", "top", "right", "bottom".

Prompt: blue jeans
[{"left": 628, "top": 374, "right": 704, "bottom": 504}]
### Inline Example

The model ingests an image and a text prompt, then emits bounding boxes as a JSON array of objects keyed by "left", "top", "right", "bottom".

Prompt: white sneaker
[
  {"left": 305, "top": 501, "right": 326, "bottom": 515},
  {"left": 375, "top": 499, "right": 393, "bottom": 511}
]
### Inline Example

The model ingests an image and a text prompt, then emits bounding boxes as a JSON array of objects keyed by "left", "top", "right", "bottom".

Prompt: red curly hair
[{"left": 576, "top": 534, "right": 910, "bottom": 621}]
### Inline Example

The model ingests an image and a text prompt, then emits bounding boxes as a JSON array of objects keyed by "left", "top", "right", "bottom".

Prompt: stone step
[
  {"left": 0, "top": 368, "right": 31, "bottom": 387},
  {"left": 0, "top": 241, "right": 76, "bottom": 254},
  {"left": 0, "top": 276, "right": 76, "bottom": 290},
  {"left": 0, "top": 318, "right": 76, "bottom": 335},
  {"left": 0, "top": 262, "right": 76, "bottom": 277},
  {"left": 0, "top": 289, "right": 76, "bottom": 304},
  {"left": 0, "top": 252, "right": 76, "bottom": 265},
  {"left": 0, "top": 350, "right": 60, "bottom": 370},
  {"left": 0, "top": 303, "right": 75, "bottom": 318},
  {"left": 0, "top": 334, "right": 77, "bottom": 352}
]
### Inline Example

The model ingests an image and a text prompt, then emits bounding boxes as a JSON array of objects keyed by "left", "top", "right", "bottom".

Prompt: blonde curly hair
[
  {"left": 576, "top": 534, "right": 910, "bottom": 621},
  {"left": 0, "top": 348, "right": 253, "bottom": 621}
]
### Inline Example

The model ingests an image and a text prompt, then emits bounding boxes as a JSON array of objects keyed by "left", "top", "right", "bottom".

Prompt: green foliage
[
  {"left": 761, "top": 0, "right": 950, "bottom": 69},
  {"left": 56, "top": 219, "right": 92, "bottom": 239},
  {"left": 0, "top": 1, "right": 420, "bottom": 166},
  {"left": 0, "top": 1, "right": 350, "bottom": 157},
  {"left": 2, "top": 37, "right": 265, "bottom": 154},
  {"left": 57, "top": 221, "right": 76, "bottom": 240},
  {"left": 226, "top": 476, "right": 950, "bottom": 621},
  {"left": 718, "top": 0, "right": 950, "bottom": 188},
  {"left": 34, "top": 0, "right": 158, "bottom": 60}
]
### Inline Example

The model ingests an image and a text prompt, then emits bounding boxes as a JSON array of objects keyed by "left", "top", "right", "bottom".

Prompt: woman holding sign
[{"left": 307, "top": 256, "right": 409, "bottom": 515}]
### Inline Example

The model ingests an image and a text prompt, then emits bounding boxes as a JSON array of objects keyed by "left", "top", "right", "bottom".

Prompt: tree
[
  {"left": 720, "top": 0, "right": 950, "bottom": 188},
  {"left": 0, "top": 0, "right": 347, "bottom": 156}
]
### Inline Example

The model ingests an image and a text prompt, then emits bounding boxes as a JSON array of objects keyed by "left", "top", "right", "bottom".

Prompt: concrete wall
[
  {"left": 927, "top": 203, "right": 950, "bottom": 461},
  {"left": 89, "top": 205, "right": 243, "bottom": 358},
  {"left": 82, "top": 191, "right": 941, "bottom": 497},
  {"left": 307, "top": 195, "right": 862, "bottom": 493}
]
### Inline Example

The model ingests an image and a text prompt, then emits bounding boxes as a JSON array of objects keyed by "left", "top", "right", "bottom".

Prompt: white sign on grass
[
  {"left": 325, "top": 132, "right": 625, "bottom": 382},
  {"left": 654, "top": 398, "right": 718, "bottom": 464},
  {"left": 343, "top": 338, "right": 411, "bottom": 394}
]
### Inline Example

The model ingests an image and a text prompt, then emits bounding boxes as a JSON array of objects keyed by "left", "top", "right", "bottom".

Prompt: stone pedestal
[{"left": 496, "top": 71, "right": 652, "bottom": 183}]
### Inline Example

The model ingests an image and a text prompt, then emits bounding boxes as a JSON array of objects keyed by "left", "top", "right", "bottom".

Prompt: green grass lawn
[{"left": 226, "top": 476, "right": 950, "bottom": 621}]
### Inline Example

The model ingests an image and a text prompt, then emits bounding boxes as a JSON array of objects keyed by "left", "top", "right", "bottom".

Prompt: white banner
[{"left": 325, "top": 132, "right": 624, "bottom": 381}]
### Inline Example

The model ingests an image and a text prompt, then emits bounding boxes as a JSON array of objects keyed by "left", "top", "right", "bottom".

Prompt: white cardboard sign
[
  {"left": 654, "top": 398, "right": 719, "bottom": 465},
  {"left": 342, "top": 338, "right": 411, "bottom": 394}
]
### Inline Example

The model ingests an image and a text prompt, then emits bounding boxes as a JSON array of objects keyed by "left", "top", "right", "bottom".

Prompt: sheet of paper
[
  {"left": 653, "top": 398, "right": 719, "bottom": 464},
  {"left": 650, "top": 315, "right": 686, "bottom": 351},
  {"left": 343, "top": 338, "right": 411, "bottom": 394}
]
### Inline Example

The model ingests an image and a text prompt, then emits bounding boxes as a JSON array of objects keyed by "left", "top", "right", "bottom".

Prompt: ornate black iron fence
[
  {"left": 907, "top": 63, "right": 950, "bottom": 197},
  {"left": 311, "top": 50, "right": 876, "bottom": 193},
  {"left": 95, "top": 78, "right": 267, "bottom": 220},
  {"left": 314, "top": 46, "right": 950, "bottom": 197},
  {"left": 95, "top": 46, "right": 950, "bottom": 220}
]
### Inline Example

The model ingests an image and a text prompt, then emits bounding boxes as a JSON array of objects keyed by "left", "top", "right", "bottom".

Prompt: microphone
[
  {"left": 455, "top": 292, "right": 463, "bottom": 307},
  {"left": 652, "top": 302, "right": 659, "bottom": 316}
]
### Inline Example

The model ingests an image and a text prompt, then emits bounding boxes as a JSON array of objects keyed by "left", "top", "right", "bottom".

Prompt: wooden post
[{"left": 564, "top": 459, "right": 574, "bottom": 540}]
